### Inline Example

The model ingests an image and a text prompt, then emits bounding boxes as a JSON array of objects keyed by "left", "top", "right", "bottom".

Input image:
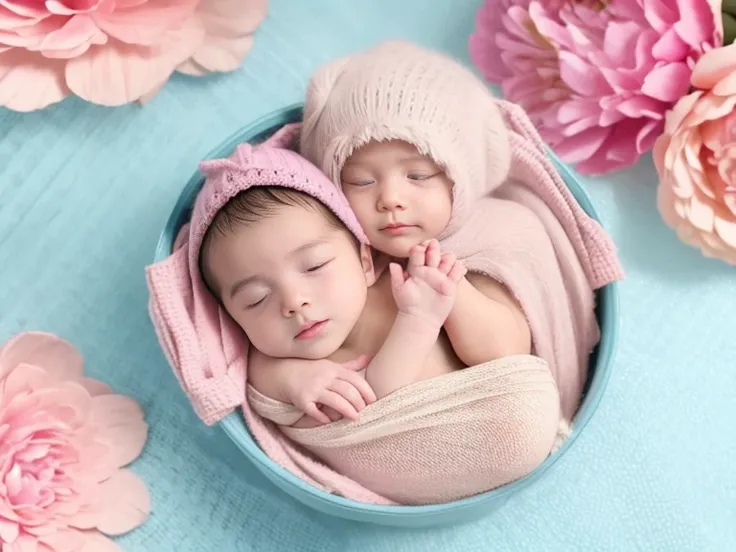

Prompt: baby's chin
[{"left": 371, "top": 236, "right": 425, "bottom": 259}]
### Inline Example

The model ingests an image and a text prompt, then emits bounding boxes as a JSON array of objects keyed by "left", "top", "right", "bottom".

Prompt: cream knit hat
[{"left": 300, "top": 40, "right": 511, "bottom": 236}]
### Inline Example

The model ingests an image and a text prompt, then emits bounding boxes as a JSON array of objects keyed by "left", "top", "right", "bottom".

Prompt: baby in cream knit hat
[{"left": 249, "top": 41, "right": 537, "bottom": 425}]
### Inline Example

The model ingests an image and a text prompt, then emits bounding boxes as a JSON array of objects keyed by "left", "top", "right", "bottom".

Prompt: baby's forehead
[
  {"left": 344, "top": 139, "right": 439, "bottom": 168},
  {"left": 228, "top": 207, "right": 348, "bottom": 250}
]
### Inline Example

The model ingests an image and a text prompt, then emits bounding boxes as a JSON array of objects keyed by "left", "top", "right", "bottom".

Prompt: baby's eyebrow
[{"left": 289, "top": 236, "right": 331, "bottom": 257}]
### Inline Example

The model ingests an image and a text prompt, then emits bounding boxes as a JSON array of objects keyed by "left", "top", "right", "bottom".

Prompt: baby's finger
[
  {"left": 409, "top": 243, "right": 426, "bottom": 268},
  {"left": 330, "top": 379, "right": 366, "bottom": 412},
  {"left": 425, "top": 239, "right": 441, "bottom": 268},
  {"left": 420, "top": 268, "right": 452, "bottom": 295},
  {"left": 339, "top": 370, "right": 377, "bottom": 404},
  {"left": 437, "top": 252, "right": 456, "bottom": 275},
  {"left": 320, "top": 390, "right": 360, "bottom": 420},
  {"left": 389, "top": 262, "right": 404, "bottom": 291},
  {"left": 447, "top": 260, "right": 467, "bottom": 283},
  {"left": 304, "top": 403, "right": 332, "bottom": 425},
  {"left": 320, "top": 405, "right": 344, "bottom": 422}
]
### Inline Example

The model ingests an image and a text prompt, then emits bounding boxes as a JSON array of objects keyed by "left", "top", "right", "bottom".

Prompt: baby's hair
[{"left": 199, "top": 186, "right": 355, "bottom": 299}]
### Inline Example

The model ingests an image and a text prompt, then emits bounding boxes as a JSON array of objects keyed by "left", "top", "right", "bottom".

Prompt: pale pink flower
[
  {"left": 653, "top": 42, "right": 736, "bottom": 265},
  {"left": 0, "top": 0, "right": 268, "bottom": 111},
  {"left": 469, "top": 0, "right": 723, "bottom": 174},
  {"left": 0, "top": 332, "right": 151, "bottom": 551}
]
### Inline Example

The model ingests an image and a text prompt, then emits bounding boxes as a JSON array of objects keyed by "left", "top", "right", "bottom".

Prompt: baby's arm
[
  {"left": 365, "top": 240, "right": 465, "bottom": 398},
  {"left": 443, "top": 272, "right": 532, "bottom": 367},
  {"left": 363, "top": 311, "right": 440, "bottom": 399},
  {"left": 248, "top": 349, "right": 375, "bottom": 425}
]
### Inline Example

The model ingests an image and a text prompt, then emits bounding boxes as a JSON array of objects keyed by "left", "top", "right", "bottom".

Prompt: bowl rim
[{"left": 153, "top": 103, "right": 620, "bottom": 518}]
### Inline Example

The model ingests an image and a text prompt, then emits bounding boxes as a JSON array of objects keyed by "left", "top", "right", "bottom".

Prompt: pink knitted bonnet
[
  {"left": 146, "top": 126, "right": 367, "bottom": 425},
  {"left": 300, "top": 40, "right": 624, "bottom": 289}
]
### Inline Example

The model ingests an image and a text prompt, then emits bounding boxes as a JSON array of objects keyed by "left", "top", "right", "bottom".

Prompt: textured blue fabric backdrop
[{"left": 1, "top": 1, "right": 735, "bottom": 550}]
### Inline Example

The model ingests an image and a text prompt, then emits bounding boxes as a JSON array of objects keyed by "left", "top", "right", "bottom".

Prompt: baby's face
[
  {"left": 206, "top": 204, "right": 374, "bottom": 360},
  {"left": 340, "top": 140, "right": 453, "bottom": 258}
]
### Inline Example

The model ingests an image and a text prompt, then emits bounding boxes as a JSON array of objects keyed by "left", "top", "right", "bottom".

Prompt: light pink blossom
[
  {"left": 0, "top": 332, "right": 151, "bottom": 551},
  {"left": 0, "top": 0, "right": 268, "bottom": 111},
  {"left": 653, "top": 42, "right": 736, "bottom": 265},
  {"left": 469, "top": 0, "right": 723, "bottom": 174}
]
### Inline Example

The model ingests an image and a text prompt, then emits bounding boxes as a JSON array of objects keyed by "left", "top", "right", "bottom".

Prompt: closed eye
[
  {"left": 246, "top": 296, "right": 267, "bottom": 309},
  {"left": 306, "top": 259, "right": 332, "bottom": 272},
  {"left": 343, "top": 177, "right": 374, "bottom": 186},
  {"left": 408, "top": 173, "right": 437, "bottom": 181}
]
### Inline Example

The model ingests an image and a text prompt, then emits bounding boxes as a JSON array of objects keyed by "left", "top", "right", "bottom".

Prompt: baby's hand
[
  {"left": 389, "top": 239, "right": 467, "bottom": 329},
  {"left": 284, "top": 355, "right": 377, "bottom": 424}
]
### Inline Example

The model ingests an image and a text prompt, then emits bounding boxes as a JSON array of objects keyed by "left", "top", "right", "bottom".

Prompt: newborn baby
[{"left": 198, "top": 169, "right": 467, "bottom": 428}]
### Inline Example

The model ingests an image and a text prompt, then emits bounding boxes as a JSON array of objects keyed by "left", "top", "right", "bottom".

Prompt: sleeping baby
[{"left": 196, "top": 152, "right": 469, "bottom": 428}]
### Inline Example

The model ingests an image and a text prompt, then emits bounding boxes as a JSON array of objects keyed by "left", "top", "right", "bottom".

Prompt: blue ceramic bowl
[{"left": 153, "top": 104, "right": 620, "bottom": 529}]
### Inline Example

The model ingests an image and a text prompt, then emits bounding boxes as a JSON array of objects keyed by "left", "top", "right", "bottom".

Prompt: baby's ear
[{"left": 359, "top": 243, "right": 377, "bottom": 286}]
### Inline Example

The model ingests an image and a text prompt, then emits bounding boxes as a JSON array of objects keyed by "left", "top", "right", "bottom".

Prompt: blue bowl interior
[{"left": 153, "top": 104, "right": 620, "bottom": 528}]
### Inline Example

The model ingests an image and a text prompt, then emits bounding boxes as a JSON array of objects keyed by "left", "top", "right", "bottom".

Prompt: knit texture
[
  {"left": 146, "top": 126, "right": 367, "bottom": 426},
  {"left": 300, "top": 40, "right": 625, "bottom": 420},
  {"left": 248, "top": 355, "right": 565, "bottom": 505},
  {"left": 300, "top": 41, "right": 510, "bottom": 238}
]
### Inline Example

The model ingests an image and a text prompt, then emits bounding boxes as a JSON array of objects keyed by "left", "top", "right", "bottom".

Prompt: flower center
[{"left": 1, "top": 423, "right": 75, "bottom": 513}]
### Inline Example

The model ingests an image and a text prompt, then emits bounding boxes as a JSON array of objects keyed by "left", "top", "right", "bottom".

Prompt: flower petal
[
  {"left": 93, "top": 470, "right": 151, "bottom": 536},
  {"left": 714, "top": 215, "right": 736, "bottom": 247},
  {"left": 691, "top": 42, "right": 736, "bottom": 90},
  {"left": 75, "top": 531, "right": 125, "bottom": 552},
  {"left": 38, "top": 527, "right": 86, "bottom": 552},
  {"left": 38, "top": 14, "right": 107, "bottom": 59},
  {"left": 0, "top": 517, "right": 20, "bottom": 543},
  {"left": 0, "top": 332, "right": 82, "bottom": 384},
  {"left": 641, "top": 62, "right": 692, "bottom": 102},
  {"left": 91, "top": 0, "right": 197, "bottom": 45},
  {"left": 672, "top": 0, "right": 719, "bottom": 48},
  {"left": 553, "top": 125, "right": 612, "bottom": 163},
  {"left": 191, "top": 0, "right": 266, "bottom": 37},
  {"left": 179, "top": 0, "right": 267, "bottom": 73},
  {"left": 12, "top": 534, "right": 39, "bottom": 552},
  {"left": 135, "top": 78, "right": 167, "bottom": 102},
  {"left": 636, "top": 118, "right": 664, "bottom": 154},
  {"left": 65, "top": 18, "right": 204, "bottom": 105},
  {"left": 651, "top": 28, "right": 690, "bottom": 62},
  {"left": 1, "top": 363, "right": 47, "bottom": 403},
  {"left": 712, "top": 70, "right": 736, "bottom": 97},
  {"left": 79, "top": 377, "right": 112, "bottom": 396},
  {"left": 178, "top": 34, "right": 253, "bottom": 74},
  {"left": 558, "top": 51, "right": 611, "bottom": 96},
  {"left": 45, "top": 0, "right": 104, "bottom": 15},
  {"left": 0, "top": 5, "right": 42, "bottom": 30},
  {"left": 686, "top": 191, "right": 716, "bottom": 231},
  {"left": 0, "top": 1, "right": 47, "bottom": 18},
  {"left": 603, "top": 21, "right": 640, "bottom": 66},
  {"left": 662, "top": 91, "right": 702, "bottom": 134},
  {"left": 643, "top": 0, "right": 677, "bottom": 33},
  {"left": 89, "top": 394, "right": 148, "bottom": 468}
]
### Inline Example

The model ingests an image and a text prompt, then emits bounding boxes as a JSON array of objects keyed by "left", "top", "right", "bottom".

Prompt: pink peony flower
[
  {"left": 0, "top": 331, "right": 151, "bottom": 551},
  {"left": 469, "top": 0, "right": 723, "bottom": 174},
  {"left": 0, "top": 0, "right": 268, "bottom": 112},
  {"left": 653, "top": 42, "right": 736, "bottom": 265}
]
